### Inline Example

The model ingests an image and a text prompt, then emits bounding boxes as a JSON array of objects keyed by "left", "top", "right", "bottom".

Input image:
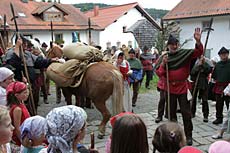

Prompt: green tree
[
  {"left": 155, "top": 21, "right": 182, "bottom": 53},
  {"left": 42, "top": 0, "right": 46, "bottom": 2},
  {"left": 47, "top": 0, "right": 52, "bottom": 2}
]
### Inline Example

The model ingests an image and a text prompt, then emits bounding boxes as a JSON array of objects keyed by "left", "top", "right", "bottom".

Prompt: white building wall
[
  {"left": 100, "top": 8, "right": 146, "bottom": 50},
  {"left": 179, "top": 15, "right": 230, "bottom": 58},
  {"left": 14, "top": 30, "right": 99, "bottom": 47}
]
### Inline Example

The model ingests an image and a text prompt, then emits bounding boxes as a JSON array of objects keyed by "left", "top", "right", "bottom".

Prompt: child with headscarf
[
  {"left": 20, "top": 115, "right": 46, "bottom": 153},
  {"left": 209, "top": 140, "right": 230, "bottom": 153},
  {"left": 0, "top": 67, "right": 14, "bottom": 106},
  {"left": 6, "top": 81, "right": 30, "bottom": 151},
  {"left": 39, "top": 105, "right": 98, "bottom": 153}
]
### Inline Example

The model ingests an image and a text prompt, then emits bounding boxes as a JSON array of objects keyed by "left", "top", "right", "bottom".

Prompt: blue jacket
[{"left": 129, "top": 69, "right": 143, "bottom": 83}]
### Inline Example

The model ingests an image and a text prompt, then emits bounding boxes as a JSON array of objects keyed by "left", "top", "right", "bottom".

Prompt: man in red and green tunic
[
  {"left": 212, "top": 47, "right": 230, "bottom": 124},
  {"left": 155, "top": 28, "right": 203, "bottom": 146}
]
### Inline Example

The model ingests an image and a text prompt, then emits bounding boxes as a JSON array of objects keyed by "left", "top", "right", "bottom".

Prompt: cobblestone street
[{"left": 37, "top": 86, "right": 230, "bottom": 153}]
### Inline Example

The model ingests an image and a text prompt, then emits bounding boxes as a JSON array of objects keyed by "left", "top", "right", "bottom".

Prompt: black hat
[
  {"left": 143, "top": 46, "right": 149, "bottom": 51},
  {"left": 42, "top": 42, "right": 48, "bottom": 48},
  {"left": 94, "top": 45, "right": 102, "bottom": 50},
  {"left": 218, "top": 47, "right": 229, "bottom": 55},
  {"left": 128, "top": 48, "right": 135, "bottom": 54},
  {"left": 167, "top": 34, "right": 179, "bottom": 45}
]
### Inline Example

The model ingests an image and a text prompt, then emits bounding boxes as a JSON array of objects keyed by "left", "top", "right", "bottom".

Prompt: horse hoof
[{"left": 97, "top": 134, "right": 104, "bottom": 139}]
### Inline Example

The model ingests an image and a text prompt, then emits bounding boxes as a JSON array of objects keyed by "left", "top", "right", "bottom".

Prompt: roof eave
[
  {"left": 163, "top": 13, "right": 230, "bottom": 21},
  {"left": 135, "top": 5, "right": 161, "bottom": 30}
]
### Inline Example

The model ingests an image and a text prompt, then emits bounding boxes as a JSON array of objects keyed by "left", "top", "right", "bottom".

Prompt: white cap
[{"left": 0, "top": 67, "right": 14, "bottom": 82}]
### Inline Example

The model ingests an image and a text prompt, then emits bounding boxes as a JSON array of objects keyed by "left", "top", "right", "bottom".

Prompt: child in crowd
[
  {"left": 6, "top": 81, "right": 30, "bottom": 151},
  {"left": 20, "top": 115, "right": 47, "bottom": 153},
  {"left": 110, "top": 114, "right": 148, "bottom": 153},
  {"left": 0, "top": 67, "right": 14, "bottom": 106},
  {"left": 105, "top": 112, "right": 133, "bottom": 153},
  {"left": 0, "top": 106, "right": 14, "bottom": 153},
  {"left": 178, "top": 146, "right": 202, "bottom": 153},
  {"left": 212, "top": 83, "right": 230, "bottom": 139},
  {"left": 209, "top": 140, "right": 230, "bottom": 153},
  {"left": 39, "top": 105, "right": 98, "bottom": 153},
  {"left": 152, "top": 122, "right": 186, "bottom": 153}
]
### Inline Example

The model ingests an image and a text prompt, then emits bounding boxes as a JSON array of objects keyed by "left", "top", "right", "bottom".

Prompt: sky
[{"left": 57, "top": 0, "right": 182, "bottom": 10}]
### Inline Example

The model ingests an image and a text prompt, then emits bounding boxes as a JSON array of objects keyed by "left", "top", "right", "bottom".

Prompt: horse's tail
[{"left": 111, "top": 69, "right": 124, "bottom": 115}]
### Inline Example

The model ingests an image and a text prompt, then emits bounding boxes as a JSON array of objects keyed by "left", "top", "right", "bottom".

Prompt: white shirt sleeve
[{"left": 224, "top": 84, "right": 230, "bottom": 96}]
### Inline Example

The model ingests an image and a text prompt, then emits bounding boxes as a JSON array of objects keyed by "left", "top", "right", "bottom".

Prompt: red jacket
[
  {"left": 157, "top": 76, "right": 165, "bottom": 90},
  {"left": 156, "top": 44, "right": 203, "bottom": 94}
]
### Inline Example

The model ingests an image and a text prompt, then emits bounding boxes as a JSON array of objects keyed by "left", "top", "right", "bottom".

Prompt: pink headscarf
[
  {"left": 209, "top": 140, "right": 230, "bottom": 153},
  {"left": 178, "top": 146, "right": 202, "bottom": 153},
  {"left": 6, "top": 81, "right": 27, "bottom": 96}
]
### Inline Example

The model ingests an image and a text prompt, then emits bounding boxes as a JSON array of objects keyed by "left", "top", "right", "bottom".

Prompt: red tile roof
[
  {"left": 0, "top": 0, "right": 101, "bottom": 31},
  {"left": 164, "top": 0, "right": 230, "bottom": 20},
  {"left": 31, "top": 3, "right": 69, "bottom": 15},
  {"left": 85, "top": 2, "right": 161, "bottom": 29}
]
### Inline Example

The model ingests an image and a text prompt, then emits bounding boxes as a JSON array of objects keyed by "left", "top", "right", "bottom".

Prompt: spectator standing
[
  {"left": 155, "top": 28, "right": 204, "bottom": 145},
  {"left": 127, "top": 49, "right": 143, "bottom": 107},
  {"left": 212, "top": 47, "right": 230, "bottom": 124},
  {"left": 140, "top": 46, "right": 155, "bottom": 89}
]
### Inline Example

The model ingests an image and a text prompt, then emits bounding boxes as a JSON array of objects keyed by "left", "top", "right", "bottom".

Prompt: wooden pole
[
  {"left": 88, "top": 18, "right": 92, "bottom": 45},
  {"left": 166, "top": 61, "right": 171, "bottom": 120},
  {"left": 161, "top": 19, "right": 171, "bottom": 120},
  {"left": 192, "top": 18, "right": 214, "bottom": 101},
  {"left": 3, "top": 14, "right": 7, "bottom": 48}
]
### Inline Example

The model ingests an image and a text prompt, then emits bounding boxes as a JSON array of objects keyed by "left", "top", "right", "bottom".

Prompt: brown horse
[{"left": 46, "top": 45, "right": 124, "bottom": 138}]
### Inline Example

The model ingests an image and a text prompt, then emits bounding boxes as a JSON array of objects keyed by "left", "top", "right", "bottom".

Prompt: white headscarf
[
  {"left": 45, "top": 105, "right": 87, "bottom": 153},
  {"left": 0, "top": 67, "right": 13, "bottom": 82},
  {"left": 20, "top": 115, "right": 46, "bottom": 140}
]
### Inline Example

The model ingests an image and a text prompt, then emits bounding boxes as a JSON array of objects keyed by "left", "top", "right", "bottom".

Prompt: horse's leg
[
  {"left": 93, "top": 101, "right": 111, "bottom": 139},
  {"left": 75, "top": 95, "right": 81, "bottom": 107},
  {"left": 85, "top": 98, "right": 93, "bottom": 109},
  {"left": 62, "top": 87, "right": 72, "bottom": 105}
]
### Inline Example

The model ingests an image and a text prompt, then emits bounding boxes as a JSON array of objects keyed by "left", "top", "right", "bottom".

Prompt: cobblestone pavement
[{"left": 37, "top": 86, "right": 230, "bottom": 153}]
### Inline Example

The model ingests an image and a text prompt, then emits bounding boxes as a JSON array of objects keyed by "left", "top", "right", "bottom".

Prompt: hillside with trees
[{"left": 74, "top": 3, "right": 168, "bottom": 19}]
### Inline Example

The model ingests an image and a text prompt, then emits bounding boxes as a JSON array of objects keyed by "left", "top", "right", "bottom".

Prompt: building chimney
[{"left": 94, "top": 5, "right": 99, "bottom": 17}]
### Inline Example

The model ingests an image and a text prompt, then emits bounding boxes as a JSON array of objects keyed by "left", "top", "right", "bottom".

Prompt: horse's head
[{"left": 46, "top": 44, "right": 63, "bottom": 58}]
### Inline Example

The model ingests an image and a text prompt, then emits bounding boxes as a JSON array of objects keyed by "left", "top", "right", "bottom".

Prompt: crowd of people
[{"left": 1, "top": 26, "right": 230, "bottom": 153}]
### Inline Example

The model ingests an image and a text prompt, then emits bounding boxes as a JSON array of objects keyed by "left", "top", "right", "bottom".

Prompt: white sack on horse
[
  {"left": 46, "top": 59, "right": 88, "bottom": 87},
  {"left": 63, "top": 42, "right": 103, "bottom": 62}
]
